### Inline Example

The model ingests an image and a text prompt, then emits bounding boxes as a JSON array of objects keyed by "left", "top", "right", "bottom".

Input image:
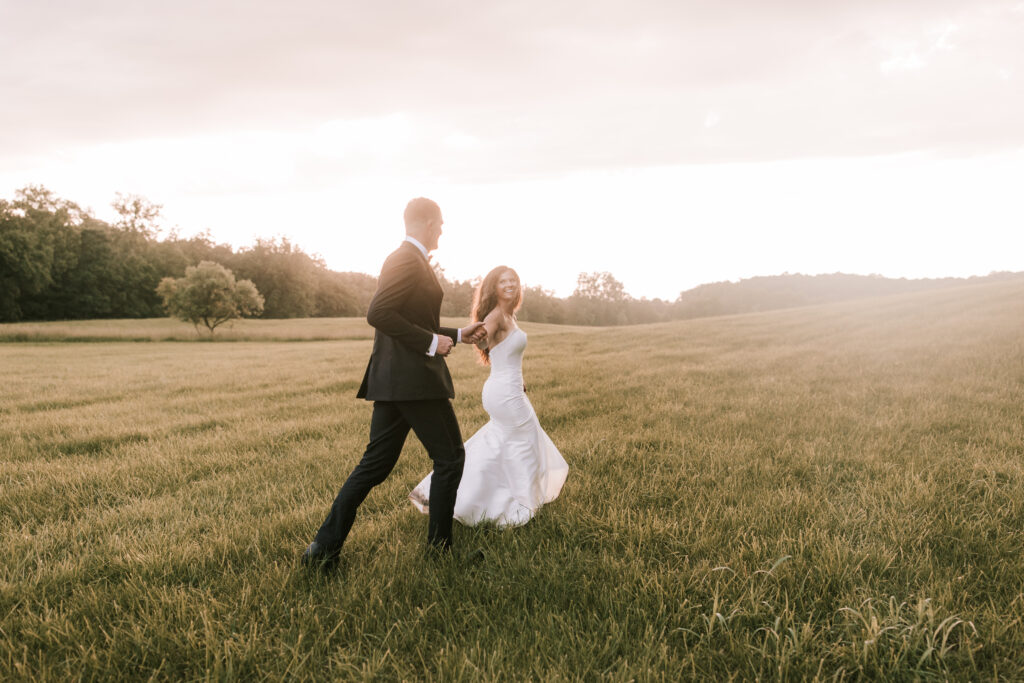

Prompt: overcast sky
[{"left": 2, "top": 0, "right": 1022, "bottom": 298}]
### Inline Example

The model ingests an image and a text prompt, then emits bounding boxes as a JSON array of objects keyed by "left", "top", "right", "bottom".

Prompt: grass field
[
  {"left": 0, "top": 317, "right": 379, "bottom": 343},
  {"left": 2, "top": 279, "right": 1023, "bottom": 680}
]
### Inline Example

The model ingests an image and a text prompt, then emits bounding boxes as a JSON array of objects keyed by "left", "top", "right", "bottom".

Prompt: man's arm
[
  {"left": 435, "top": 322, "right": 486, "bottom": 356},
  {"left": 438, "top": 325, "right": 461, "bottom": 343},
  {"left": 366, "top": 251, "right": 435, "bottom": 353},
  {"left": 438, "top": 321, "right": 487, "bottom": 346}
]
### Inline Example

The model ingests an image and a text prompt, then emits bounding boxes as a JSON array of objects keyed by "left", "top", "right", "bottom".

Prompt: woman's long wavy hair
[{"left": 471, "top": 266, "right": 522, "bottom": 365}]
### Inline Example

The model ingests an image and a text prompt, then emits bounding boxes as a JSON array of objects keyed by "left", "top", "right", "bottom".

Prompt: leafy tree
[
  {"left": 433, "top": 265, "right": 476, "bottom": 318},
  {"left": 0, "top": 187, "right": 88, "bottom": 321},
  {"left": 0, "top": 199, "right": 52, "bottom": 320},
  {"left": 571, "top": 271, "right": 629, "bottom": 325},
  {"left": 518, "top": 286, "right": 566, "bottom": 324},
  {"left": 574, "top": 271, "right": 627, "bottom": 302},
  {"left": 157, "top": 261, "right": 264, "bottom": 337},
  {"left": 24, "top": 219, "right": 108, "bottom": 319},
  {"left": 170, "top": 231, "right": 237, "bottom": 269},
  {"left": 231, "top": 237, "right": 319, "bottom": 318},
  {"left": 313, "top": 270, "right": 360, "bottom": 317},
  {"left": 329, "top": 271, "right": 378, "bottom": 314},
  {"left": 113, "top": 193, "right": 162, "bottom": 238}
]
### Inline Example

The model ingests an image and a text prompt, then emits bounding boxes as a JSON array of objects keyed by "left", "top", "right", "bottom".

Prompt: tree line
[
  {"left": 0, "top": 186, "right": 376, "bottom": 322},
  {"left": 0, "top": 186, "right": 673, "bottom": 326},
  {"left": 2, "top": 186, "right": 1018, "bottom": 326}
]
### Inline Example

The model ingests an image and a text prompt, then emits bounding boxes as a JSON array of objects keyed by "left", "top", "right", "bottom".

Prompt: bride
[{"left": 410, "top": 266, "right": 569, "bottom": 527}]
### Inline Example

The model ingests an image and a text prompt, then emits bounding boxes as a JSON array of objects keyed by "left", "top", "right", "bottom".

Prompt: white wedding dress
[{"left": 410, "top": 327, "right": 569, "bottom": 527}]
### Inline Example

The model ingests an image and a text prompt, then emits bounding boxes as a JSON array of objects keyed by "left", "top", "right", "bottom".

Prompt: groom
[{"left": 302, "top": 197, "right": 486, "bottom": 569}]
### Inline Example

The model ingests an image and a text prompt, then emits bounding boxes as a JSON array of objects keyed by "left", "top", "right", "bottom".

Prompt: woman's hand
[{"left": 461, "top": 321, "right": 487, "bottom": 344}]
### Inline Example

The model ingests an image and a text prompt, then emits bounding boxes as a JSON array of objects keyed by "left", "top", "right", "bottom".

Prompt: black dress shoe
[
  {"left": 423, "top": 543, "right": 453, "bottom": 562},
  {"left": 301, "top": 541, "right": 339, "bottom": 571},
  {"left": 465, "top": 548, "right": 485, "bottom": 565}
]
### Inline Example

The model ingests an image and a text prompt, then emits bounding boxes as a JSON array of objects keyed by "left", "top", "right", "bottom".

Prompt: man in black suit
[{"left": 302, "top": 198, "right": 486, "bottom": 569}]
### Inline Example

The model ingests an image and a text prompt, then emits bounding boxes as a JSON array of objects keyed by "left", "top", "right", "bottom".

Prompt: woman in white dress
[{"left": 410, "top": 266, "right": 569, "bottom": 527}]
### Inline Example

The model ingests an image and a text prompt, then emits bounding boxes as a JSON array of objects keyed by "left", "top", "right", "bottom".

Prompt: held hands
[
  {"left": 437, "top": 322, "right": 487, "bottom": 357},
  {"left": 461, "top": 321, "right": 488, "bottom": 345}
]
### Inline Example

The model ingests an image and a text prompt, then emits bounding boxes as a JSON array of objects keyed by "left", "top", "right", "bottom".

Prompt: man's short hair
[{"left": 404, "top": 197, "right": 441, "bottom": 231}]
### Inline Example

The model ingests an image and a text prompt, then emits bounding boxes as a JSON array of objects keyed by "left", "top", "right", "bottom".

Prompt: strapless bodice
[{"left": 487, "top": 327, "right": 526, "bottom": 385}]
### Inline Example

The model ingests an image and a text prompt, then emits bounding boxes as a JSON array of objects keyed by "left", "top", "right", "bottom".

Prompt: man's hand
[
  {"left": 461, "top": 321, "right": 487, "bottom": 344},
  {"left": 436, "top": 335, "right": 455, "bottom": 356}
]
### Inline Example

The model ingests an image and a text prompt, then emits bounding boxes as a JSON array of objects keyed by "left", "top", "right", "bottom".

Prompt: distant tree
[
  {"left": 518, "top": 285, "right": 566, "bottom": 324},
  {"left": 231, "top": 237, "right": 319, "bottom": 318},
  {"left": 170, "top": 230, "right": 237, "bottom": 269},
  {"left": 27, "top": 218, "right": 112, "bottom": 319},
  {"left": 112, "top": 193, "right": 162, "bottom": 238},
  {"left": 0, "top": 186, "right": 90, "bottom": 321},
  {"left": 157, "top": 261, "right": 264, "bottom": 337},
  {"left": 623, "top": 297, "right": 673, "bottom": 325},
  {"left": 0, "top": 199, "right": 51, "bottom": 320},
  {"left": 313, "top": 270, "right": 360, "bottom": 317},
  {"left": 570, "top": 271, "right": 629, "bottom": 325},
  {"left": 573, "top": 271, "right": 627, "bottom": 302},
  {"left": 433, "top": 264, "right": 476, "bottom": 317},
  {"left": 672, "top": 272, "right": 964, "bottom": 320},
  {"left": 331, "top": 271, "right": 378, "bottom": 314}
]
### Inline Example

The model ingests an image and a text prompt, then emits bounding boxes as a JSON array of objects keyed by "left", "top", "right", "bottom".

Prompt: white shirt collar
[{"left": 404, "top": 235, "right": 429, "bottom": 260}]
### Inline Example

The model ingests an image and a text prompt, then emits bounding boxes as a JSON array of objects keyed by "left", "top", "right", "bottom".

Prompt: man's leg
[
  {"left": 313, "top": 401, "right": 409, "bottom": 552},
  {"left": 396, "top": 400, "right": 465, "bottom": 549}
]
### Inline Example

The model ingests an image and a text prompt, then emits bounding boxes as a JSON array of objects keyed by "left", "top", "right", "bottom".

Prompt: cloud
[
  {"left": 1, "top": 0, "right": 1023, "bottom": 181},
  {"left": 877, "top": 19, "right": 960, "bottom": 73}
]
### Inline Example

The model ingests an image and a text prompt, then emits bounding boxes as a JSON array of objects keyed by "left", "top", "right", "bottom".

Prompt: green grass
[
  {"left": 0, "top": 317, "right": 379, "bottom": 342},
  {"left": 2, "top": 280, "right": 1023, "bottom": 680}
]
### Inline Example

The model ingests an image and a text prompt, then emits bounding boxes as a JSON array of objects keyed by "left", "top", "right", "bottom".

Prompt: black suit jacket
[{"left": 357, "top": 241, "right": 460, "bottom": 401}]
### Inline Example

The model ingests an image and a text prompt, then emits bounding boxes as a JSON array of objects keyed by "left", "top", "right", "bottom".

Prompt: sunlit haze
[{"left": 2, "top": 1, "right": 1022, "bottom": 299}]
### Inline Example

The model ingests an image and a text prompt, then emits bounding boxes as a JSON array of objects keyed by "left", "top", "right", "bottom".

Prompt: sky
[{"left": 2, "top": 0, "right": 1022, "bottom": 299}]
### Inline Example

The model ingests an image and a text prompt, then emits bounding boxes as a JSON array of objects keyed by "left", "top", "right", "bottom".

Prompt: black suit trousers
[{"left": 314, "top": 399, "right": 466, "bottom": 551}]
